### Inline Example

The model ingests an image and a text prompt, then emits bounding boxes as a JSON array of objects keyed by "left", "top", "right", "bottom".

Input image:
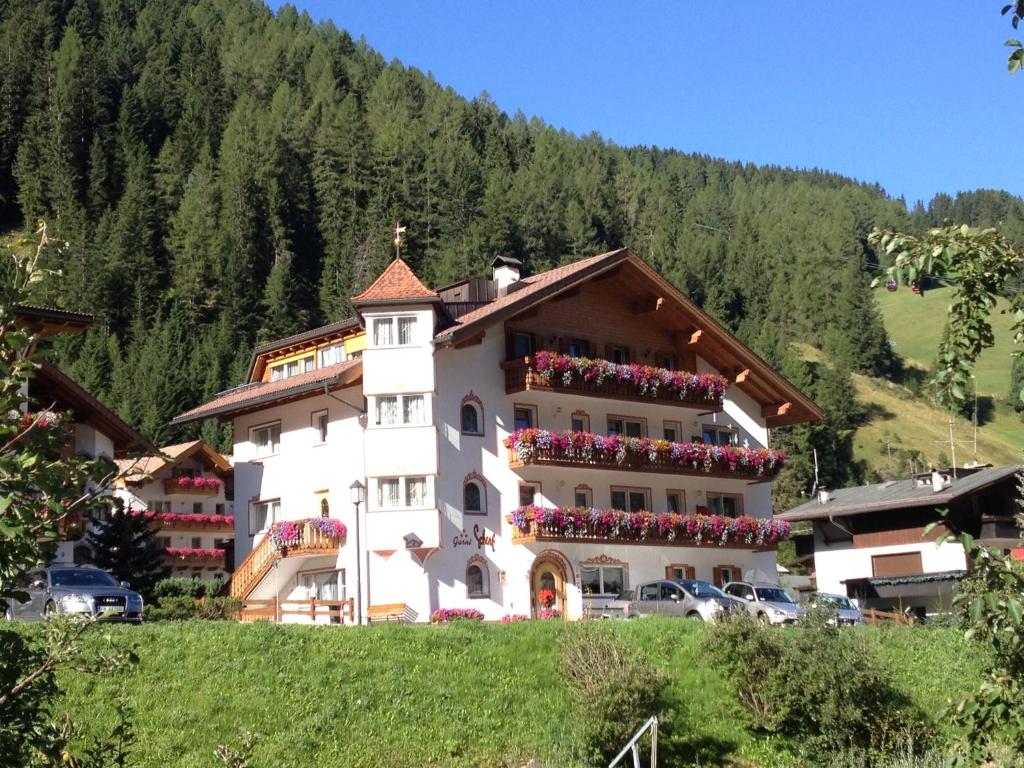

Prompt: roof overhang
[
  {"left": 15, "top": 304, "right": 94, "bottom": 337},
  {"left": 245, "top": 317, "right": 361, "bottom": 382}
]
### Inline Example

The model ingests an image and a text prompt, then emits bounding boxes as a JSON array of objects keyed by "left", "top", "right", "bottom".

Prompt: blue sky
[{"left": 281, "top": 2, "right": 1021, "bottom": 205}]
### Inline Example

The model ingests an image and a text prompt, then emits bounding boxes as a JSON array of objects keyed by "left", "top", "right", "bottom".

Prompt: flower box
[
  {"left": 504, "top": 429, "right": 785, "bottom": 481},
  {"left": 430, "top": 608, "right": 484, "bottom": 623},
  {"left": 163, "top": 475, "right": 223, "bottom": 496},
  {"left": 507, "top": 505, "right": 790, "bottom": 549},
  {"left": 163, "top": 547, "right": 226, "bottom": 562},
  {"left": 501, "top": 352, "right": 727, "bottom": 410},
  {"left": 129, "top": 510, "right": 235, "bottom": 530},
  {"left": 266, "top": 517, "right": 347, "bottom": 552}
]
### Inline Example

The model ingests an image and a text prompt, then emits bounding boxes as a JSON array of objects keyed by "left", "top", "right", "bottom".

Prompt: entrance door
[{"left": 531, "top": 557, "right": 566, "bottom": 617}]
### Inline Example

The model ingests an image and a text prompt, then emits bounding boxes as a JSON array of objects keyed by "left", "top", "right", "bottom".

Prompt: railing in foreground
[
  {"left": 239, "top": 597, "right": 355, "bottom": 624},
  {"left": 862, "top": 607, "right": 914, "bottom": 625},
  {"left": 609, "top": 716, "right": 658, "bottom": 768}
]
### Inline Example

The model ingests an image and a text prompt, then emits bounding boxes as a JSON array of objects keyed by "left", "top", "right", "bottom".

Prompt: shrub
[
  {"left": 559, "top": 623, "right": 669, "bottom": 764},
  {"left": 702, "top": 608, "right": 932, "bottom": 759},
  {"left": 152, "top": 577, "right": 225, "bottom": 601},
  {"left": 145, "top": 595, "right": 240, "bottom": 621}
]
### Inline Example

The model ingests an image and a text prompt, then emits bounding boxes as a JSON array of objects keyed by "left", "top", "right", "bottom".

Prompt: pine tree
[{"left": 85, "top": 502, "right": 170, "bottom": 599}]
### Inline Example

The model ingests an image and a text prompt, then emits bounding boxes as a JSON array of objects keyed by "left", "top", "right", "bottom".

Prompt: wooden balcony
[
  {"left": 511, "top": 527, "right": 773, "bottom": 550},
  {"left": 163, "top": 478, "right": 221, "bottom": 496},
  {"left": 229, "top": 519, "right": 345, "bottom": 599},
  {"left": 500, "top": 354, "right": 724, "bottom": 411},
  {"left": 505, "top": 431, "right": 785, "bottom": 482}
]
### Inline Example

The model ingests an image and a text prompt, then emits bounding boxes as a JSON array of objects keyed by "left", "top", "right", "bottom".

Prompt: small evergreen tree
[{"left": 85, "top": 501, "right": 170, "bottom": 599}]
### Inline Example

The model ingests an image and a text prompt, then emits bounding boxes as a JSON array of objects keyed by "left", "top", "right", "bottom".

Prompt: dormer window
[
  {"left": 319, "top": 342, "right": 346, "bottom": 367},
  {"left": 372, "top": 316, "right": 417, "bottom": 347},
  {"left": 270, "top": 356, "right": 314, "bottom": 382}
]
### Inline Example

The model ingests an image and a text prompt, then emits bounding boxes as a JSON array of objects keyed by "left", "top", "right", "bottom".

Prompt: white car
[{"left": 723, "top": 581, "right": 804, "bottom": 625}]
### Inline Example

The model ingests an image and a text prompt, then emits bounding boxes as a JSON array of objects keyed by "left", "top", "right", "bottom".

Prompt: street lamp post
[{"left": 350, "top": 480, "right": 366, "bottom": 625}]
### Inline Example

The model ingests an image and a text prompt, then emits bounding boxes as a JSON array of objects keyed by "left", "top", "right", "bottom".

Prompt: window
[
  {"left": 574, "top": 485, "right": 593, "bottom": 508},
  {"left": 251, "top": 423, "right": 281, "bottom": 457},
  {"left": 567, "top": 339, "right": 590, "bottom": 357},
  {"left": 570, "top": 411, "right": 590, "bottom": 433},
  {"left": 269, "top": 357, "right": 313, "bottom": 381},
  {"left": 607, "top": 416, "right": 644, "bottom": 438},
  {"left": 871, "top": 552, "right": 924, "bottom": 578},
  {"left": 467, "top": 563, "right": 489, "bottom": 598},
  {"left": 215, "top": 503, "right": 225, "bottom": 515},
  {"left": 375, "top": 395, "right": 426, "bottom": 426},
  {"left": 706, "top": 492, "right": 743, "bottom": 518},
  {"left": 611, "top": 486, "right": 650, "bottom": 512},
  {"left": 397, "top": 317, "right": 417, "bottom": 345},
  {"left": 608, "top": 345, "right": 629, "bottom": 364},
  {"left": 666, "top": 490, "right": 685, "bottom": 514},
  {"left": 249, "top": 499, "right": 280, "bottom": 535},
  {"left": 302, "top": 569, "right": 345, "bottom": 600},
  {"left": 663, "top": 420, "right": 682, "bottom": 443},
  {"left": 714, "top": 565, "right": 740, "bottom": 588},
  {"left": 405, "top": 477, "right": 427, "bottom": 507},
  {"left": 514, "top": 404, "right": 537, "bottom": 431},
  {"left": 319, "top": 343, "right": 345, "bottom": 367},
  {"left": 373, "top": 318, "right": 394, "bottom": 346},
  {"left": 157, "top": 536, "right": 171, "bottom": 549},
  {"left": 702, "top": 425, "right": 736, "bottom": 446},
  {"left": 149, "top": 500, "right": 171, "bottom": 513},
  {"left": 659, "top": 353, "right": 677, "bottom": 370},
  {"left": 313, "top": 410, "right": 329, "bottom": 443},
  {"left": 191, "top": 536, "right": 202, "bottom": 549},
  {"left": 518, "top": 483, "right": 540, "bottom": 507},
  {"left": 639, "top": 583, "right": 659, "bottom": 601},
  {"left": 666, "top": 564, "right": 695, "bottom": 581},
  {"left": 192, "top": 502, "right": 203, "bottom": 514},
  {"left": 511, "top": 331, "right": 535, "bottom": 358},
  {"left": 461, "top": 402, "right": 482, "bottom": 434},
  {"left": 378, "top": 479, "right": 401, "bottom": 508},
  {"left": 581, "top": 564, "right": 625, "bottom": 596},
  {"left": 464, "top": 479, "right": 484, "bottom": 514}
]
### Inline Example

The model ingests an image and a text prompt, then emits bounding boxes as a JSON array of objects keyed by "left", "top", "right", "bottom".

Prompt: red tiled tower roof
[{"left": 351, "top": 259, "right": 438, "bottom": 304}]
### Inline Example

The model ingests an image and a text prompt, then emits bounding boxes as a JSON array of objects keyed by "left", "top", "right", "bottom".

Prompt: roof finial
[{"left": 393, "top": 222, "right": 406, "bottom": 260}]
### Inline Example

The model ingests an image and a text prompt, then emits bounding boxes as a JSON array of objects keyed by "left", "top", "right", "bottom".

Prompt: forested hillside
[{"left": 2, "top": 0, "right": 1021, "bottom": 509}]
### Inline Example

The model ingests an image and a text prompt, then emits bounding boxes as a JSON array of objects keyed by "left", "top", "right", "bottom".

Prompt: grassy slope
[
  {"left": 837, "top": 285, "right": 1022, "bottom": 479},
  {"left": 44, "top": 620, "right": 982, "bottom": 768}
]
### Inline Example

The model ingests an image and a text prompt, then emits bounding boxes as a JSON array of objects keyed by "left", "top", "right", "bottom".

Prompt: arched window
[
  {"left": 466, "top": 559, "right": 489, "bottom": 598},
  {"left": 460, "top": 393, "right": 483, "bottom": 435},
  {"left": 464, "top": 480, "right": 483, "bottom": 514}
]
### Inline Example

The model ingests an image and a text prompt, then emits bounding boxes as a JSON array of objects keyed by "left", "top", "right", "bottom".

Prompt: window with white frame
[
  {"left": 251, "top": 422, "right": 281, "bottom": 457},
  {"left": 581, "top": 564, "right": 625, "bottom": 596},
  {"left": 706, "top": 492, "right": 743, "bottom": 518},
  {"left": 249, "top": 499, "right": 280, "bottom": 535},
  {"left": 372, "top": 318, "right": 393, "bottom": 346},
  {"left": 313, "top": 410, "right": 328, "bottom": 443},
  {"left": 611, "top": 486, "right": 650, "bottom": 512},
  {"left": 270, "top": 356, "right": 314, "bottom": 382},
  {"left": 574, "top": 485, "right": 593, "bottom": 508},
  {"left": 376, "top": 477, "right": 429, "bottom": 509},
  {"left": 374, "top": 394, "right": 427, "bottom": 426},
  {"left": 663, "top": 420, "right": 682, "bottom": 443},
  {"left": 702, "top": 424, "right": 736, "bottom": 446},
  {"left": 398, "top": 316, "right": 417, "bottom": 345},
  {"left": 319, "top": 343, "right": 345, "bottom": 367},
  {"left": 666, "top": 490, "right": 685, "bottom": 514},
  {"left": 571, "top": 411, "right": 590, "bottom": 433},
  {"left": 607, "top": 416, "right": 645, "bottom": 438}
]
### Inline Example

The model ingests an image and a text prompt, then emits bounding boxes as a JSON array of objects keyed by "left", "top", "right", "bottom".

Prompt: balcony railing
[
  {"left": 163, "top": 476, "right": 223, "bottom": 496},
  {"left": 229, "top": 518, "right": 347, "bottom": 599},
  {"left": 508, "top": 505, "right": 789, "bottom": 550},
  {"left": 130, "top": 510, "right": 234, "bottom": 531},
  {"left": 504, "top": 429, "right": 785, "bottom": 481},
  {"left": 501, "top": 352, "right": 727, "bottom": 410},
  {"left": 162, "top": 547, "right": 227, "bottom": 567}
]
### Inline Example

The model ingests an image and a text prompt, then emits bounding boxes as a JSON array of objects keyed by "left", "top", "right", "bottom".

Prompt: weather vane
[{"left": 393, "top": 222, "right": 406, "bottom": 260}]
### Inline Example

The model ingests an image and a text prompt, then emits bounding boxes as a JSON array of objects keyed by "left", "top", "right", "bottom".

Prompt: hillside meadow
[{"left": 22, "top": 618, "right": 984, "bottom": 767}]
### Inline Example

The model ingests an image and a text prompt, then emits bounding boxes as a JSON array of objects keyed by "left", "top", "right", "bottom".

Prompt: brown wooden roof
[{"left": 116, "top": 440, "right": 232, "bottom": 482}]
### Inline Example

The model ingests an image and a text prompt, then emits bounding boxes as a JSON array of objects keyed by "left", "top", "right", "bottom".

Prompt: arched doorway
[{"left": 530, "top": 554, "right": 568, "bottom": 617}]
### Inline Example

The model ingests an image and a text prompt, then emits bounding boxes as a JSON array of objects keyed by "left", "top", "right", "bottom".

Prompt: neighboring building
[
  {"left": 777, "top": 465, "right": 1023, "bottom": 618},
  {"left": 174, "top": 249, "right": 822, "bottom": 623},
  {"left": 114, "top": 441, "right": 235, "bottom": 581},
  {"left": 14, "top": 305, "right": 153, "bottom": 563}
]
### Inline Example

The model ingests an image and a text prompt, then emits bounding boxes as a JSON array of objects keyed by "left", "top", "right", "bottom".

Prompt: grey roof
[{"left": 777, "top": 465, "right": 1022, "bottom": 522}]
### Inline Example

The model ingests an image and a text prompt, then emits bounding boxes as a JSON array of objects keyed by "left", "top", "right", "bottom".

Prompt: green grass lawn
[{"left": 33, "top": 619, "right": 984, "bottom": 768}]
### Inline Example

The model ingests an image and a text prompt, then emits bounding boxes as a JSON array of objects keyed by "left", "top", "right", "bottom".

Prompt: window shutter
[
  {"left": 685, "top": 565, "right": 696, "bottom": 580},
  {"left": 712, "top": 566, "right": 723, "bottom": 588}
]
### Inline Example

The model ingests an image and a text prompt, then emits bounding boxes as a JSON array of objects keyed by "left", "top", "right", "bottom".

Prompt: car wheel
[{"left": 686, "top": 611, "right": 704, "bottom": 622}]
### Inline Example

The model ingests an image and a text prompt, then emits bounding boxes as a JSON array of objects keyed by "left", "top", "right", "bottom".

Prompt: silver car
[
  {"left": 723, "top": 581, "right": 804, "bottom": 625},
  {"left": 807, "top": 592, "right": 863, "bottom": 626},
  {"left": 603, "top": 579, "right": 744, "bottom": 622},
  {"left": 3, "top": 565, "right": 144, "bottom": 623}
]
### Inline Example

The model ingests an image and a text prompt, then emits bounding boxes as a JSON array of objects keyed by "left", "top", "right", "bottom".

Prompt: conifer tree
[{"left": 85, "top": 501, "right": 170, "bottom": 600}]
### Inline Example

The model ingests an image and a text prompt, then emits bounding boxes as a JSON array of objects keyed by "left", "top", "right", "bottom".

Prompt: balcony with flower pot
[
  {"left": 504, "top": 429, "right": 785, "bottom": 481},
  {"left": 130, "top": 510, "right": 235, "bottom": 532},
  {"left": 162, "top": 546, "right": 227, "bottom": 567},
  {"left": 507, "top": 505, "right": 789, "bottom": 550},
  {"left": 501, "top": 351, "right": 727, "bottom": 411},
  {"left": 163, "top": 475, "right": 224, "bottom": 496}
]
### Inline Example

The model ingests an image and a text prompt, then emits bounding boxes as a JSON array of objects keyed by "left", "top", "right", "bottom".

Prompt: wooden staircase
[{"left": 229, "top": 520, "right": 343, "bottom": 599}]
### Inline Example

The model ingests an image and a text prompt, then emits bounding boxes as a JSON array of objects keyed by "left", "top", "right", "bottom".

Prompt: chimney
[
  {"left": 930, "top": 469, "right": 944, "bottom": 493},
  {"left": 492, "top": 255, "right": 523, "bottom": 296},
  {"left": 817, "top": 487, "right": 831, "bottom": 505}
]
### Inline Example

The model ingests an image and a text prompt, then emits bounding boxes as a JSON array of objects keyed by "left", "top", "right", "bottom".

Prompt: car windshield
[
  {"left": 817, "top": 594, "right": 855, "bottom": 610},
  {"left": 677, "top": 580, "right": 727, "bottom": 599},
  {"left": 49, "top": 569, "right": 119, "bottom": 588},
  {"left": 755, "top": 587, "right": 795, "bottom": 604}
]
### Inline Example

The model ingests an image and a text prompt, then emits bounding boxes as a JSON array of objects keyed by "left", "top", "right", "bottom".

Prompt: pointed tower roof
[{"left": 351, "top": 259, "right": 439, "bottom": 306}]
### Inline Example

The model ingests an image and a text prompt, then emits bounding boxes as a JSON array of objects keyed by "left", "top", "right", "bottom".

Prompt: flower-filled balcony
[
  {"left": 501, "top": 351, "right": 727, "bottom": 410},
  {"left": 130, "top": 510, "right": 234, "bottom": 532},
  {"left": 504, "top": 429, "right": 785, "bottom": 481},
  {"left": 163, "top": 475, "right": 223, "bottom": 496},
  {"left": 163, "top": 547, "right": 226, "bottom": 565},
  {"left": 266, "top": 517, "right": 347, "bottom": 555},
  {"left": 508, "top": 505, "right": 790, "bottom": 550}
]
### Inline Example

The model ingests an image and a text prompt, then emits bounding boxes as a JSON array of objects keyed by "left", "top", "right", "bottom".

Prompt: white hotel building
[{"left": 173, "top": 249, "right": 822, "bottom": 623}]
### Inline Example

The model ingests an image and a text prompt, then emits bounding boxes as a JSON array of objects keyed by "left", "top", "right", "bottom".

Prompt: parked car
[
  {"left": 723, "top": 581, "right": 804, "bottom": 625},
  {"left": 807, "top": 592, "right": 863, "bottom": 626},
  {"left": 3, "top": 565, "right": 143, "bottom": 623},
  {"left": 600, "top": 579, "right": 744, "bottom": 621}
]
